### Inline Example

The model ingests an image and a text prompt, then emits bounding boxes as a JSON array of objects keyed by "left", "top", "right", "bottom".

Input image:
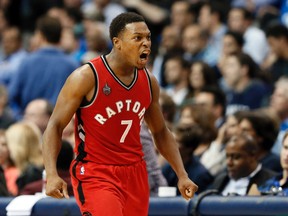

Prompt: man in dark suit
[{"left": 211, "top": 134, "right": 276, "bottom": 195}]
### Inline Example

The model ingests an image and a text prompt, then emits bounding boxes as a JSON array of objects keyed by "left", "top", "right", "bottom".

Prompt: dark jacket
[{"left": 211, "top": 168, "right": 276, "bottom": 195}]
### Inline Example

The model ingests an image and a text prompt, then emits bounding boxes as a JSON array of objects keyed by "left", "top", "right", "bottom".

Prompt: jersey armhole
[
  {"left": 144, "top": 67, "right": 153, "bottom": 103},
  {"left": 80, "top": 62, "right": 98, "bottom": 107}
]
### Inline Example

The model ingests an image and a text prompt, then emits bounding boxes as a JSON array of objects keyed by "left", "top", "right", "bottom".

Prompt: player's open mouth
[{"left": 140, "top": 53, "right": 148, "bottom": 61}]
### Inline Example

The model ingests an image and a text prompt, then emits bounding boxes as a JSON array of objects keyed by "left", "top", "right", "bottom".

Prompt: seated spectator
[
  {"left": 217, "top": 30, "right": 244, "bottom": 73},
  {"left": 263, "top": 24, "right": 288, "bottom": 83},
  {"left": 20, "top": 140, "right": 74, "bottom": 196},
  {"left": 200, "top": 111, "right": 244, "bottom": 177},
  {"left": 0, "top": 129, "right": 19, "bottom": 196},
  {"left": 269, "top": 76, "right": 288, "bottom": 155},
  {"left": 186, "top": 61, "right": 219, "bottom": 101},
  {"left": 159, "top": 89, "right": 176, "bottom": 130},
  {"left": 0, "top": 26, "right": 27, "bottom": 87},
  {"left": 211, "top": 134, "right": 276, "bottom": 196},
  {"left": 151, "top": 24, "right": 183, "bottom": 88},
  {"left": 193, "top": 86, "right": 226, "bottom": 129},
  {"left": 220, "top": 52, "right": 270, "bottom": 115},
  {"left": 227, "top": 7, "right": 269, "bottom": 65},
  {"left": 162, "top": 123, "right": 214, "bottom": 194},
  {"left": 162, "top": 55, "right": 190, "bottom": 106},
  {"left": 253, "top": 131, "right": 288, "bottom": 196},
  {"left": 5, "top": 121, "right": 44, "bottom": 194},
  {"left": 23, "top": 98, "right": 54, "bottom": 134},
  {"left": 238, "top": 110, "right": 282, "bottom": 173},
  {"left": 178, "top": 103, "right": 217, "bottom": 158}
]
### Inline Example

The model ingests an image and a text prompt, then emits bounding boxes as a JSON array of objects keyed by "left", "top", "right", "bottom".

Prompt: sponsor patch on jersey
[{"left": 102, "top": 83, "right": 111, "bottom": 95}]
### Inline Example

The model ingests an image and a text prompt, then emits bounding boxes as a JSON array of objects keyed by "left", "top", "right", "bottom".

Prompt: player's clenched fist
[{"left": 178, "top": 176, "right": 198, "bottom": 200}]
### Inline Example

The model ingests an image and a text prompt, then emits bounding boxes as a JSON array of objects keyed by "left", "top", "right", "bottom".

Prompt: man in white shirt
[{"left": 210, "top": 134, "right": 276, "bottom": 195}]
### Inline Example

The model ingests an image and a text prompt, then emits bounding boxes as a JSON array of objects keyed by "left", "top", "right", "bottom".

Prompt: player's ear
[{"left": 113, "top": 37, "right": 121, "bottom": 50}]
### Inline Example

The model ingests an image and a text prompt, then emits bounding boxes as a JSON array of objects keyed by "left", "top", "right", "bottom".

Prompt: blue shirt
[
  {"left": 8, "top": 47, "right": 79, "bottom": 118},
  {"left": 258, "top": 174, "right": 288, "bottom": 196}
]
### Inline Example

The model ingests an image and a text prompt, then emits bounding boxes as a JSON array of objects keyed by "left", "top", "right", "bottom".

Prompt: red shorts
[{"left": 70, "top": 159, "right": 149, "bottom": 216}]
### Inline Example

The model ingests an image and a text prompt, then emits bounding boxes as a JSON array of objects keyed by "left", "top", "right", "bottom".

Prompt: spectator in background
[
  {"left": 231, "top": 0, "right": 280, "bottom": 15},
  {"left": 48, "top": 6, "right": 86, "bottom": 64},
  {"left": 163, "top": 55, "right": 190, "bottom": 106},
  {"left": 83, "top": 0, "right": 126, "bottom": 27},
  {"left": 60, "top": 27, "right": 82, "bottom": 64},
  {"left": 238, "top": 110, "right": 282, "bottom": 173},
  {"left": 178, "top": 104, "right": 217, "bottom": 158},
  {"left": 186, "top": 61, "right": 218, "bottom": 100},
  {"left": 6, "top": 121, "right": 43, "bottom": 194},
  {"left": 0, "top": 8, "right": 9, "bottom": 59},
  {"left": 220, "top": 52, "right": 270, "bottom": 115},
  {"left": 8, "top": 15, "right": 79, "bottom": 119},
  {"left": 198, "top": 1, "right": 228, "bottom": 65},
  {"left": 211, "top": 134, "right": 276, "bottom": 196},
  {"left": 23, "top": 99, "right": 54, "bottom": 134},
  {"left": 217, "top": 31, "right": 244, "bottom": 75},
  {"left": 0, "top": 26, "right": 27, "bottom": 87},
  {"left": 122, "top": 0, "right": 173, "bottom": 57},
  {"left": 170, "top": 0, "right": 199, "bottom": 33},
  {"left": 152, "top": 24, "right": 183, "bottom": 88},
  {"left": 81, "top": 21, "right": 110, "bottom": 64},
  {"left": 227, "top": 7, "right": 269, "bottom": 65},
  {"left": 159, "top": 89, "right": 176, "bottom": 130},
  {"left": 269, "top": 76, "right": 288, "bottom": 155},
  {"left": 263, "top": 24, "right": 288, "bottom": 83},
  {"left": 0, "top": 129, "right": 19, "bottom": 196},
  {"left": 193, "top": 86, "right": 226, "bottom": 129},
  {"left": 162, "top": 123, "right": 214, "bottom": 194},
  {"left": 255, "top": 131, "right": 288, "bottom": 196},
  {"left": 200, "top": 111, "right": 244, "bottom": 177},
  {"left": 182, "top": 24, "right": 218, "bottom": 67},
  {"left": 0, "top": 85, "right": 16, "bottom": 129},
  {"left": 20, "top": 139, "right": 74, "bottom": 196}
]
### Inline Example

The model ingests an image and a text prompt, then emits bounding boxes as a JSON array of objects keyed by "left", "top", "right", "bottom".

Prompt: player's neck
[{"left": 106, "top": 52, "right": 135, "bottom": 76}]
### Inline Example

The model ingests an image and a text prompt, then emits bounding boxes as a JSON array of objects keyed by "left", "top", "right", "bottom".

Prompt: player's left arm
[{"left": 144, "top": 73, "right": 198, "bottom": 199}]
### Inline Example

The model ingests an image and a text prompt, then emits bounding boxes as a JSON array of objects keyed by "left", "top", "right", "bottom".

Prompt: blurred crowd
[{"left": 1, "top": 0, "right": 288, "bottom": 198}]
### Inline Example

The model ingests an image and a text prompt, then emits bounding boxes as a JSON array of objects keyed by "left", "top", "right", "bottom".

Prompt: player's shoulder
[{"left": 68, "top": 64, "right": 95, "bottom": 85}]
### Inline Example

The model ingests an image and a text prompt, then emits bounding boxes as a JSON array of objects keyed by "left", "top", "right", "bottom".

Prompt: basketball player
[{"left": 42, "top": 12, "right": 198, "bottom": 216}]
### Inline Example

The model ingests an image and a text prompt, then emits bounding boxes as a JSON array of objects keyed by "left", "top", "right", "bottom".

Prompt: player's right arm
[{"left": 42, "top": 64, "right": 95, "bottom": 199}]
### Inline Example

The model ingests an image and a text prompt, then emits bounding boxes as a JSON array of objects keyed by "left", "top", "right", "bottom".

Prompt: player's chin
[
  {"left": 137, "top": 58, "right": 148, "bottom": 68},
  {"left": 136, "top": 62, "right": 146, "bottom": 69}
]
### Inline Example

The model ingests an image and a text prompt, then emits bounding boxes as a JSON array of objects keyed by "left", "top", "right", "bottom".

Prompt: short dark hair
[
  {"left": 228, "top": 134, "right": 258, "bottom": 156},
  {"left": 109, "top": 12, "right": 145, "bottom": 41},
  {"left": 174, "top": 123, "right": 203, "bottom": 152},
  {"left": 265, "top": 23, "right": 288, "bottom": 41},
  {"left": 199, "top": 86, "right": 227, "bottom": 115},
  {"left": 239, "top": 111, "right": 278, "bottom": 151},
  {"left": 228, "top": 52, "right": 258, "bottom": 78},
  {"left": 225, "top": 30, "right": 244, "bottom": 47},
  {"left": 36, "top": 15, "right": 62, "bottom": 43},
  {"left": 232, "top": 7, "right": 254, "bottom": 21}
]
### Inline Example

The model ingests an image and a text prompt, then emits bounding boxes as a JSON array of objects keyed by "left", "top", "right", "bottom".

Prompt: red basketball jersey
[{"left": 74, "top": 55, "right": 152, "bottom": 165}]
